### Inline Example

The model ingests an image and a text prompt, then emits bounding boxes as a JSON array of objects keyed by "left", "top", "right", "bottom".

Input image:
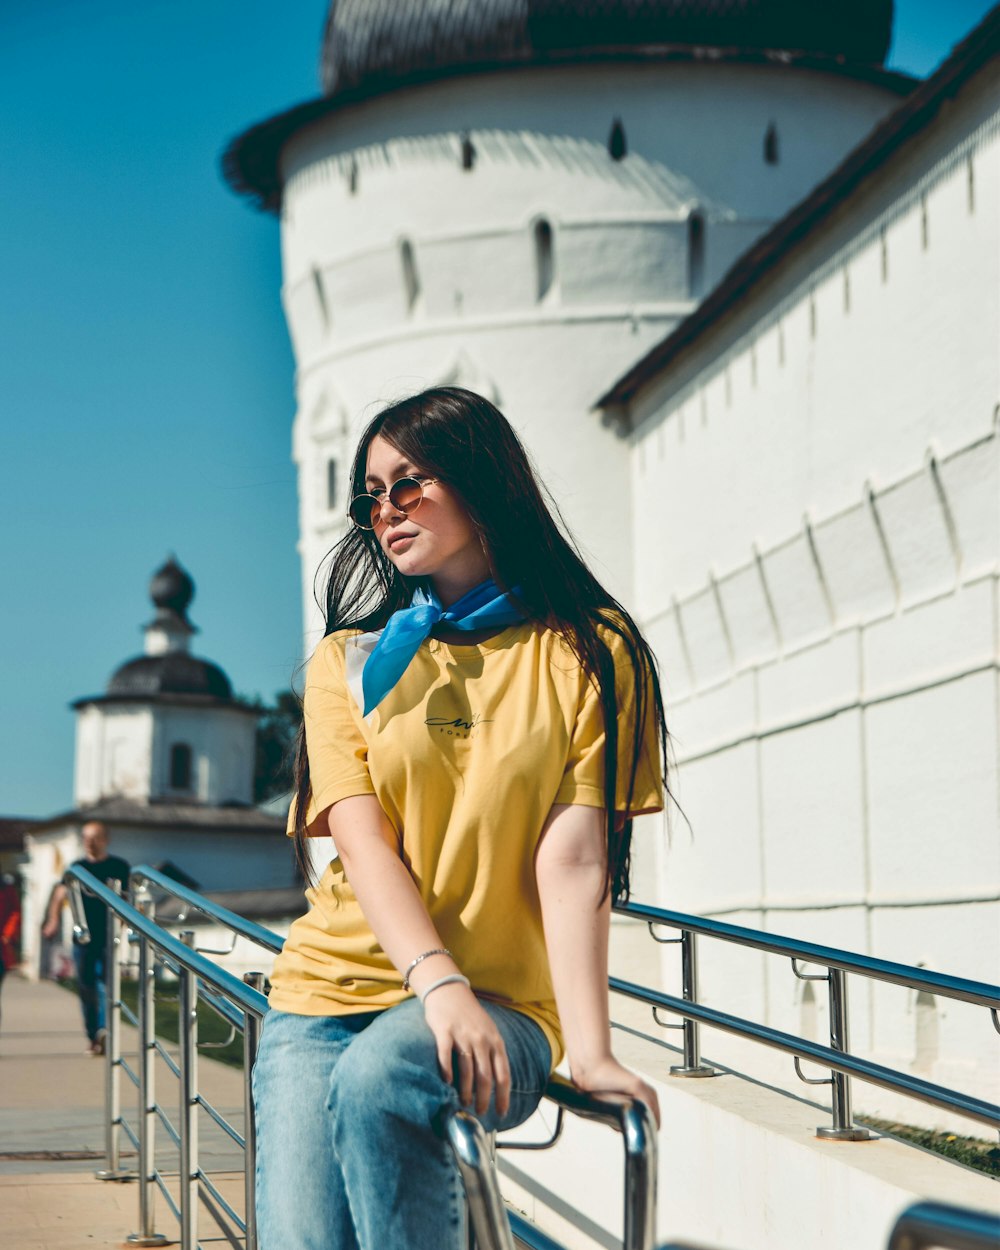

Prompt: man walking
[{"left": 43, "top": 822, "right": 129, "bottom": 1055}]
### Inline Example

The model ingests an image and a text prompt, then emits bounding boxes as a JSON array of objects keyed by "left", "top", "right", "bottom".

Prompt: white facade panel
[
  {"left": 757, "top": 630, "right": 861, "bottom": 728},
  {"left": 759, "top": 711, "right": 868, "bottom": 906},
  {"left": 659, "top": 739, "right": 762, "bottom": 916},
  {"left": 865, "top": 671, "right": 999, "bottom": 902}
]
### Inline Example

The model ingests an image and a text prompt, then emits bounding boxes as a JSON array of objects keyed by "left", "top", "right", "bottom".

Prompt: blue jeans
[
  {"left": 73, "top": 942, "right": 106, "bottom": 1042},
  {"left": 252, "top": 998, "right": 552, "bottom": 1250}
]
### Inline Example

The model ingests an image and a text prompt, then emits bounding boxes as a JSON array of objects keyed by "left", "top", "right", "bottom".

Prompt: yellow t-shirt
[{"left": 269, "top": 621, "right": 663, "bottom": 1066}]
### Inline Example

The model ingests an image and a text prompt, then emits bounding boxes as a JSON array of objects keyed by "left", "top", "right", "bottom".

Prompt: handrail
[
  {"left": 544, "top": 1075, "right": 657, "bottom": 1250},
  {"left": 652, "top": 1201, "right": 1000, "bottom": 1250},
  {"left": 130, "top": 865, "right": 285, "bottom": 956},
  {"left": 615, "top": 901, "right": 1000, "bottom": 1010},
  {"left": 613, "top": 900, "right": 1000, "bottom": 1140},
  {"left": 886, "top": 1200, "right": 1000, "bottom": 1250},
  {"left": 66, "top": 864, "right": 269, "bottom": 1250},
  {"left": 69, "top": 864, "right": 998, "bottom": 1249},
  {"left": 67, "top": 869, "right": 268, "bottom": 1020},
  {"left": 610, "top": 975, "right": 1000, "bottom": 1132}
]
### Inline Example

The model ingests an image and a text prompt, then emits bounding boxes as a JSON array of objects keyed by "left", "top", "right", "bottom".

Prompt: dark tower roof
[
  {"left": 104, "top": 654, "right": 234, "bottom": 701},
  {"left": 320, "top": 0, "right": 895, "bottom": 98},
  {"left": 224, "top": 0, "right": 910, "bottom": 212}
]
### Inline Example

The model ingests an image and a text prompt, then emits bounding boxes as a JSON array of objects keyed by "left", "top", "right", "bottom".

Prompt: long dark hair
[{"left": 292, "top": 386, "right": 671, "bottom": 902}]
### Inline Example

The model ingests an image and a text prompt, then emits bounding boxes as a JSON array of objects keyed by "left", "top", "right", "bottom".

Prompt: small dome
[
  {"left": 106, "top": 654, "right": 234, "bottom": 701},
  {"left": 320, "top": 0, "right": 895, "bottom": 97},
  {"left": 150, "top": 556, "right": 194, "bottom": 619}
]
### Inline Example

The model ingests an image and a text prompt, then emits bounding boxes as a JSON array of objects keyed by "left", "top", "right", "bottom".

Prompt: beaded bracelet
[
  {"left": 418, "top": 973, "right": 471, "bottom": 1004},
  {"left": 402, "top": 947, "right": 451, "bottom": 991}
]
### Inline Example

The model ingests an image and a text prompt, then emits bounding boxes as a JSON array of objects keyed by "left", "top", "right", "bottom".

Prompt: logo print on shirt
[{"left": 425, "top": 711, "right": 492, "bottom": 739}]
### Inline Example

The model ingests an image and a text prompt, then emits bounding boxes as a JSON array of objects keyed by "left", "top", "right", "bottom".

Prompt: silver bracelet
[
  {"left": 418, "top": 973, "right": 471, "bottom": 1004},
  {"left": 402, "top": 947, "right": 451, "bottom": 991}
]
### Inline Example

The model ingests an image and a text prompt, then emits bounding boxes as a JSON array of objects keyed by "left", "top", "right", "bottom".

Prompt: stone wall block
[
  {"left": 938, "top": 433, "right": 1000, "bottom": 580},
  {"left": 676, "top": 583, "right": 732, "bottom": 687},
  {"left": 865, "top": 671, "right": 999, "bottom": 900},
  {"left": 759, "top": 710, "right": 867, "bottom": 905},
  {"left": 661, "top": 739, "right": 761, "bottom": 915},
  {"left": 646, "top": 607, "right": 694, "bottom": 702},
  {"left": 875, "top": 470, "right": 957, "bottom": 607},
  {"left": 811, "top": 499, "right": 896, "bottom": 624},
  {"left": 758, "top": 630, "right": 860, "bottom": 728},
  {"left": 759, "top": 532, "right": 833, "bottom": 648},
  {"left": 863, "top": 577, "right": 995, "bottom": 697},
  {"left": 716, "top": 561, "right": 781, "bottom": 669}
]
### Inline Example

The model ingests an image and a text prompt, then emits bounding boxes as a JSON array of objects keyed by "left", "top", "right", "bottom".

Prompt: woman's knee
[{"left": 328, "top": 1000, "right": 453, "bottom": 1127}]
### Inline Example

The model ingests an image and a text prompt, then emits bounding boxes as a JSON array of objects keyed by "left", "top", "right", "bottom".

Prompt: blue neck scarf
[{"left": 361, "top": 580, "right": 527, "bottom": 715}]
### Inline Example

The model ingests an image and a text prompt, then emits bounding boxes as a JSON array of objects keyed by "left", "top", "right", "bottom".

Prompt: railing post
[
  {"left": 242, "top": 971, "right": 265, "bottom": 1250},
  {"left": 816, "top": 968, "right": 872, "bottom": 1141},
  {"left": 96, "top": 880, "right": 133, "bottom": 1181},
  {"left": 178, "top": 930, "right": 200, "bottom": 1250},
  {"left": 669, "top": 932, "right": 718, "bottom": 1078},
  {"left": 127, "top": 892, "right": 168, "bottom": 1246},
  {"left": 621, "top": 1099, "right": 658, "bottom": 1250},
  {"left": 446, "top": 1110, "right": 515, "bottom": 1250}
]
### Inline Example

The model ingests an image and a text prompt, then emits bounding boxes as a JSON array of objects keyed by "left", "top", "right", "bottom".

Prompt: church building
[{"left": 22, "top": 558, "right": 290, "bottom": 978}]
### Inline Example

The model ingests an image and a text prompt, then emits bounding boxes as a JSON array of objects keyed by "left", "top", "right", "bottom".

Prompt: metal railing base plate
[
  {"left": 95, "top": 1167, "right": 138, "bottom": 1181},
  {"left": 668, "top": 1064, "right": 720, "bottom": 1078},
  {"left": 125, "top": 1234, "right": 170, "bottom": 1246},
  {"left": 816, "top": 1126, "right": 876, "bottom": 1142}
]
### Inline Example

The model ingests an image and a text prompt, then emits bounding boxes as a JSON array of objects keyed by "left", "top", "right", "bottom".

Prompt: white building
[
  {"left": 23, "top": 558, "right": 291, "bottom": 978},
  {"left": 225, "top": 0, "right": 912, "bottom": 634},
  {"left": 595, "top": 11, "right": 1000, "bottom": 1129},
  {"left": 224, "top": 5, "right": 1000, "bottom": 1245}
]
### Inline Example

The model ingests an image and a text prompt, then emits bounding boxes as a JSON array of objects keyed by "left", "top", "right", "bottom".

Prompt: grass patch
[{"left": 858, "top": 1115, "right": 1000, "bottom": 1178}]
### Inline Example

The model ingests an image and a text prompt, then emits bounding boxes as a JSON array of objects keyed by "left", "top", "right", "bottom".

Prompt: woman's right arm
[{"left": 327, "top": 794, "right": 512, "bottom": 1116}]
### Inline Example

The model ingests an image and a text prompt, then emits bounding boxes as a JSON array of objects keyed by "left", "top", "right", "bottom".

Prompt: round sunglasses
[{"left": 348, "top": 476, "right": 439, "bottom": 530}]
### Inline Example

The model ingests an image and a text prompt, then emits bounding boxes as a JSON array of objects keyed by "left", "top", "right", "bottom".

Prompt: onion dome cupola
[
  {"left": 84, "top": 558, "right": 237, "bottom": 706},
  {"left": 224, "top": 0, "right": 897, "bottom": 209}
]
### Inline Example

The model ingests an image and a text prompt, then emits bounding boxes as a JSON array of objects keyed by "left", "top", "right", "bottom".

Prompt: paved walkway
[{"left": 0, "top": 973, "right": 246, "bottom": 1249}]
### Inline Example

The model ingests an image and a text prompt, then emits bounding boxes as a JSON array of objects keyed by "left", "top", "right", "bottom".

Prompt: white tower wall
[
  {"left": 278, "top": 62, "right": 904, "bottom": 640},
  {"left": 74, "top": 704, "right": 154, "bottom": 805},
  {"left": 149, "top": 705, "right": 257, "bottom": 806}
]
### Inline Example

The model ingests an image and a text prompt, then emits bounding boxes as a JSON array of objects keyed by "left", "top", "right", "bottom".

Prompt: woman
[{"left": 254, "top": 386, "right": 669, "bottom": 1249}]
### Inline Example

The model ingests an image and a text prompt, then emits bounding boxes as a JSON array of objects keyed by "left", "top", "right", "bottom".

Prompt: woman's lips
[{"left": 387, "top": 532, "right": 416, "bottom": 551}]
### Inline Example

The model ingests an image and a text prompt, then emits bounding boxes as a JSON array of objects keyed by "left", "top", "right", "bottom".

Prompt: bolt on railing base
[
  {"left": 668, "top": 1063, "right": 720, "bottom": 1078},
  {"left": 95, "top": 1167, "right": 138, "bottom": 1181},
  {"left": 125, "top": 1234, "right": 170, "bottom": 1246},
  {"left": 816, "top": 1125, "right": 875, "bottom": 1142}
]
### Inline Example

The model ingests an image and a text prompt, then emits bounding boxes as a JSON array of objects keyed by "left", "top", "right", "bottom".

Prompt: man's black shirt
[{"left": 72, "top": 855, "right": 130, "bottom": 950}]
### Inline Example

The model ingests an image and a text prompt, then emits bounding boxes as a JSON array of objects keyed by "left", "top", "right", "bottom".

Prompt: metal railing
[
  {"left": 612, "top": 901, "right": 1000, "bottom": 1140},
  {"left": 67, "top": 864, "right": 271, "bottom": 1249},
  {"left": 68, "top": 862, "right": 998, "bottom": 1250},
  {"left": 68, "top": 863, "right": 657, "bottom": 1250},
  {"left": 886, "top": 1200, "right": 1000, "bottom": 1250},
  {"left": 653, "top": 1199, "right": 1000, "bottom": 1250}
]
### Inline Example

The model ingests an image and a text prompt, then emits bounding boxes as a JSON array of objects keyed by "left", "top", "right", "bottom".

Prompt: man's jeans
[
  {"left": 73, "top": 942, "right": 106, "bottom": 1042},
  {"left": 252, "top": 997, "right": 551, "bottom": 1250}
]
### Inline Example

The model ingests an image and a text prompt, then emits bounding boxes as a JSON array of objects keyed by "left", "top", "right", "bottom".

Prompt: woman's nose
[{"left": 378, "top": 494, "right": 405, "bottom": 523}]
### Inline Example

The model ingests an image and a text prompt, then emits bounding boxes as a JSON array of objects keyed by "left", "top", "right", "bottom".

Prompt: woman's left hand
[{"left": 570, "top": 1056, "right": 661, "bottom": 1128}]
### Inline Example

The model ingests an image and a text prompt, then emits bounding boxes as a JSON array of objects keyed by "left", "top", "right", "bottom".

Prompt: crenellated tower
[{"left": 225, "top": 1, "right": 912, "bottom": 641}]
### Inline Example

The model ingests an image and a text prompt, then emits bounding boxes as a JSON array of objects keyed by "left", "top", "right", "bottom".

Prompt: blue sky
[{"left": 1, "top": 1, "right": 995, "bottom": 819}]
